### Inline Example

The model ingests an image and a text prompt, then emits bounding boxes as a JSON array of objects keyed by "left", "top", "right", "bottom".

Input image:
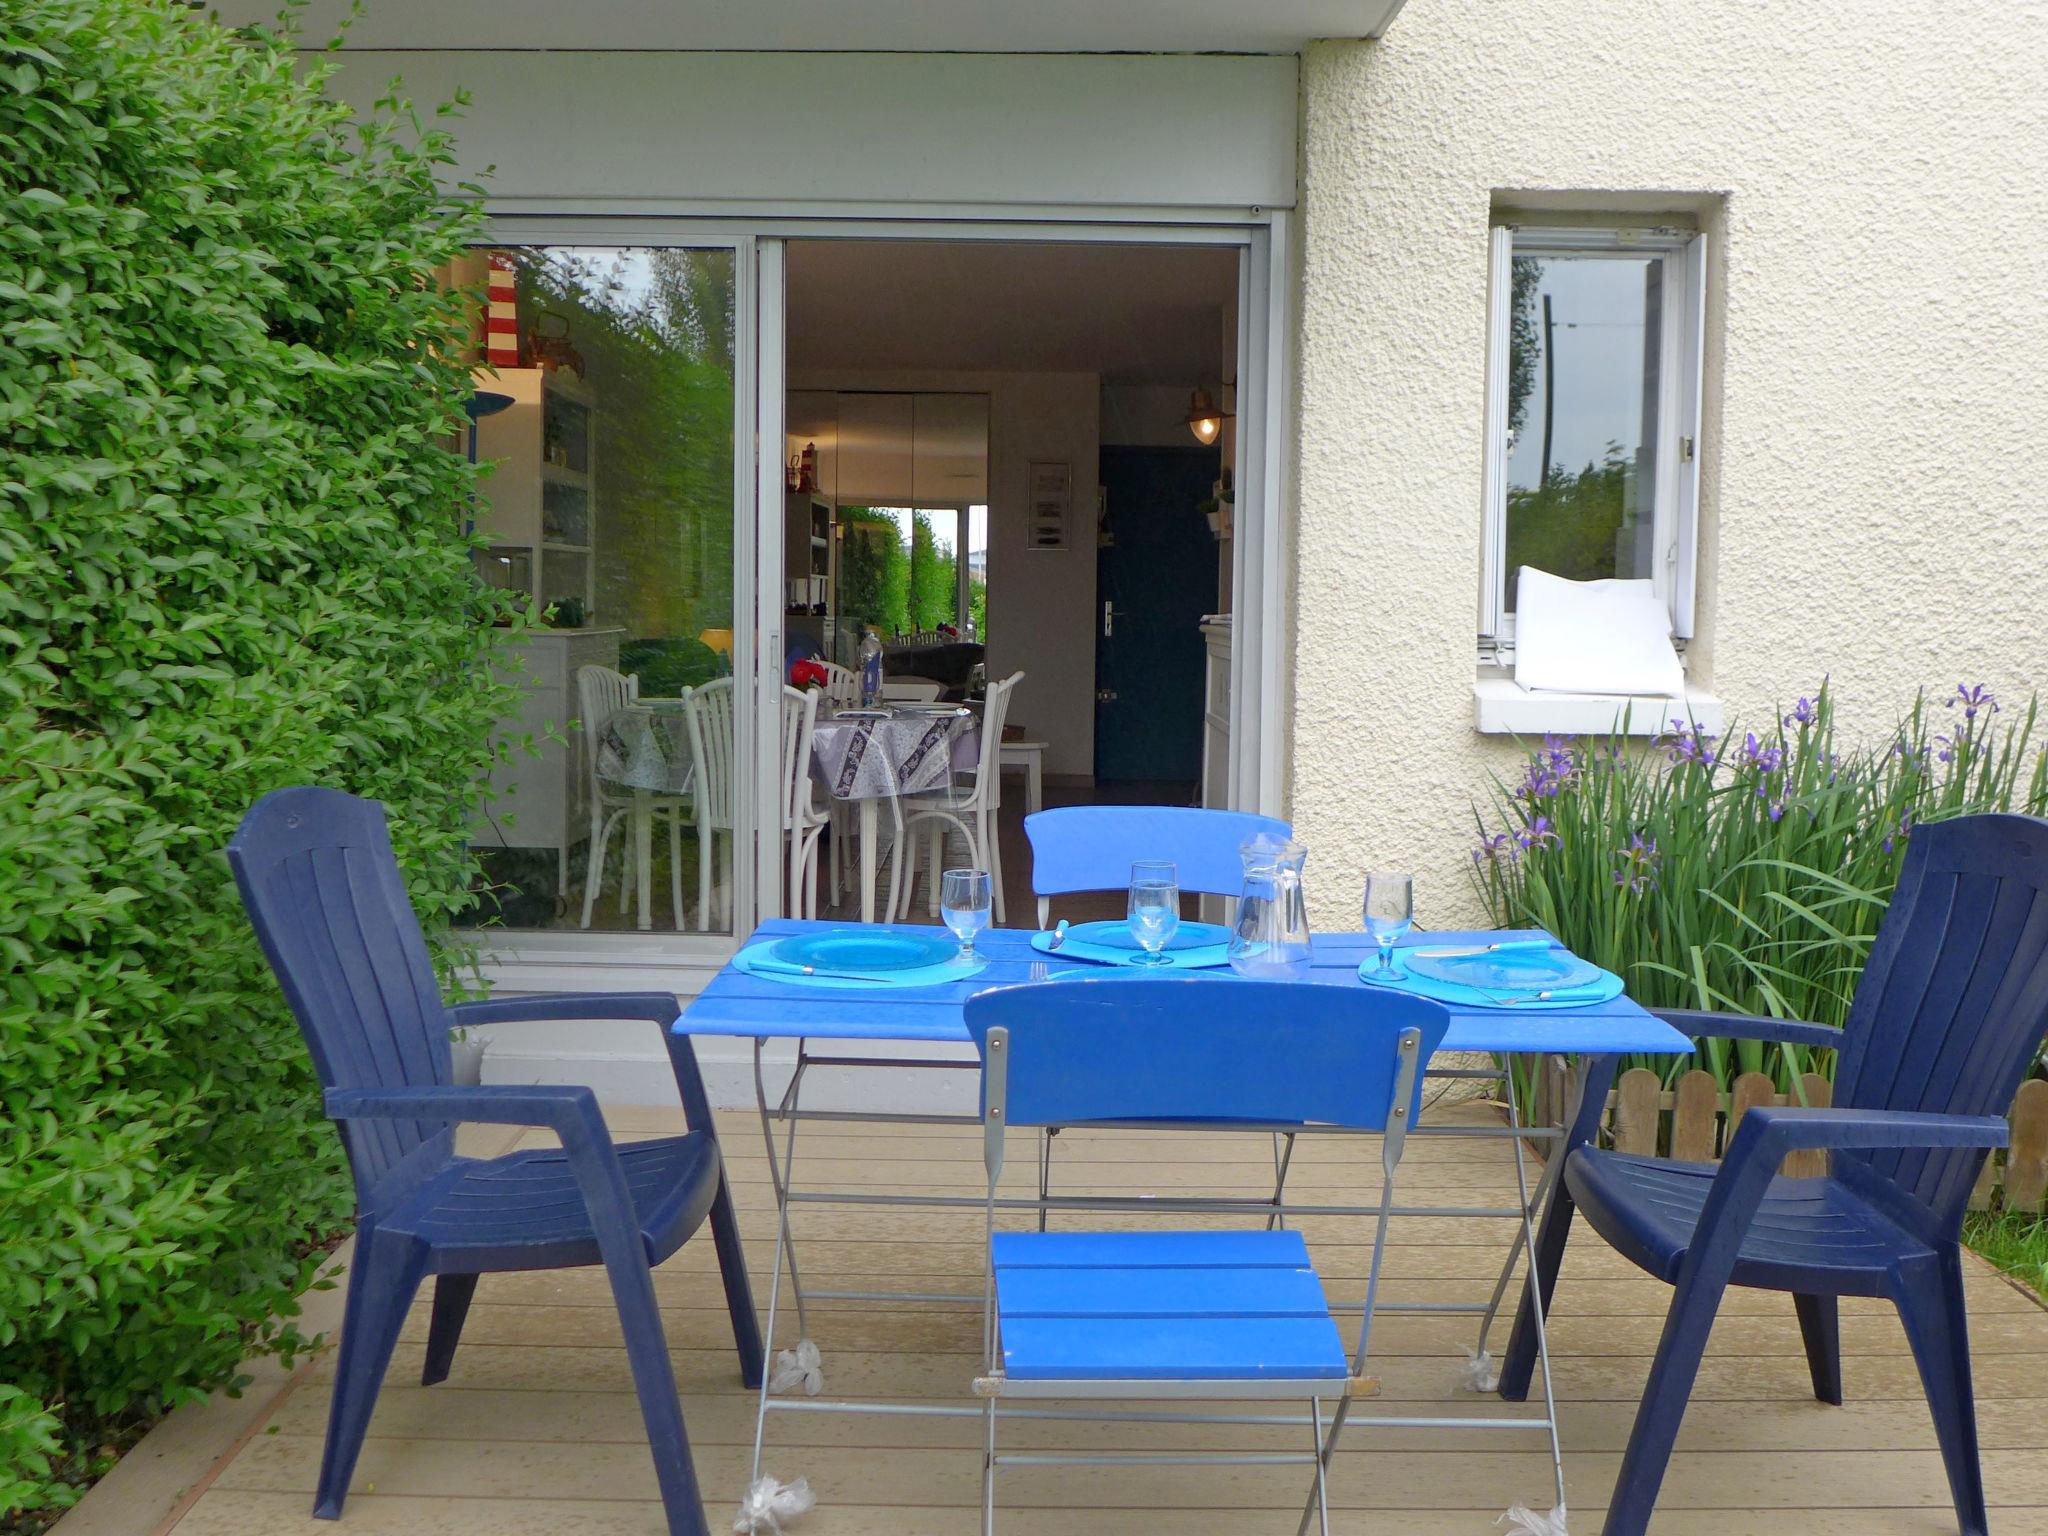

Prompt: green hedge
[{"left": 1, "top": 2, "right": 510, "bottom": 1517}]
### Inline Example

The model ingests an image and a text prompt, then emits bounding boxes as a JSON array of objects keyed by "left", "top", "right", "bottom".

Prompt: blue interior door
[{"left": 1094, "top": 446, "right": 1222, "bottom": 784}]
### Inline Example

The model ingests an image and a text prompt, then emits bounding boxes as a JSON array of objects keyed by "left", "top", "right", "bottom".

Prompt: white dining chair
[
  {"left": 898, "top": 670, "right": 1023, "bottom": 924},
  {"left": 683, "top": 677, "right": 738, "bottom": 931},
  {"left": 816, "top": 661, "right": 861, "bottom": 899},
  {"left": 575, "top": 665, "right": 689, "bottom": 929},
  {"left": 781, "top": 685, "right": 831, "bottom": 919},
  {"left": 818, "top": 660, "right": 860, "bottom": 709}
]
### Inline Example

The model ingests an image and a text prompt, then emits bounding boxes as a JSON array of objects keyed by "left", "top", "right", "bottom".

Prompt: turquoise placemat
[
  {"left": 732, "top": 941, "right": 987, "bottom": 991},
  {"left": 1356, "top": 944, "right": 1623, "bottom": 1011},
  {"left": 1030, "top": 919, "right": 1234, "bottom": 969}
]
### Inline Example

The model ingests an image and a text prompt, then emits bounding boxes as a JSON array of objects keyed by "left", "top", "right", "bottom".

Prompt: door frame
[{"left": 473, "top": 212, "right": 1291, "bottom": 992}]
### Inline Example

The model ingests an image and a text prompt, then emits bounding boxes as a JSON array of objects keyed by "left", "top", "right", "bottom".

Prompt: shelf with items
[
  {"left": 784, "top": 489, "right": 835, "bottom": 614},
  {"left": 471, "top": 365, "right": 598, "bottom": 624}
]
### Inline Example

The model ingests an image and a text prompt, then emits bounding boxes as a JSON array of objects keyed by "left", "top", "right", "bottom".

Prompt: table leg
[
  {"left": 859, "top": 798, "right": 878, "bottom": 923},
  {"left": 1027, "top": 751, "right": 1043, "bottom": 814},
  {"left": 1499, "top": 1052, "right": 1616, "bottom": 1403},
  {"left": 633, "top": 790, "right": 653, "bottom": 932}
]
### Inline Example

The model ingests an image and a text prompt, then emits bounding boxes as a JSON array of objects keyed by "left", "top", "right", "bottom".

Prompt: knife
[
  {"left": 1403, "top": 939, "right": 1552, "bottom": 960},
  {"left": 745, "top": 957, "right": 921, "bottom": 984}
]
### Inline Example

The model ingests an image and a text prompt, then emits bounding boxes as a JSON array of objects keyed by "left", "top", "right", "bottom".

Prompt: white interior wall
[{"left": 792, "top": 368, "right": 1101, "bottom": 780}]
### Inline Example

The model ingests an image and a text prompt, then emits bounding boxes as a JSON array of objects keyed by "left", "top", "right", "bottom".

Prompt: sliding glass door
[{"left": 455, "top": 240, "right": 757, "bottom": 940}]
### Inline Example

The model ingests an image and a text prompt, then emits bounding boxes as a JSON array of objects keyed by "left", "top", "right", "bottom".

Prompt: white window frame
[{"left": 1479, "top": 224, "right": 1707, "bottom": 654}]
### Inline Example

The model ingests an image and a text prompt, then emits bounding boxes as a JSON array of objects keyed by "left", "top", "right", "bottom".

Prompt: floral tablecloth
[
  {"left": 812, "top": 711, "right": 978, "bottom": 802},
  {"left": 595, "top": 703, "right": 977, "bottom": 802},
  {"left": 598, "top": 701, "right": 696, "bottom": 795}
]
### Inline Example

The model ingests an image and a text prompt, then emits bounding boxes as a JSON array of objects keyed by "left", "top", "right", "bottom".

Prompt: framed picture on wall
[{"left": 1027, "top": 461, "right": 1069, "bottom": 550}]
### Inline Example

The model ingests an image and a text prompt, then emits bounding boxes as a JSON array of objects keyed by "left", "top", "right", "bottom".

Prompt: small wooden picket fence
[{"left": 1513, "top": 1058, "right": 2048, "bottom": 1210}]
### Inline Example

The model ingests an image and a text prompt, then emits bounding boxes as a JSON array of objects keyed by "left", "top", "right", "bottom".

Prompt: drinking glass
[
  {"left": 1362, "top": 872, "right": 1414, "bottom": 977},
  {"left": 940, "top": 868, "right": 993, "bottom": 961},
  {"left": 1127, "top": 860, "right": 1180, "bottom": 966}
]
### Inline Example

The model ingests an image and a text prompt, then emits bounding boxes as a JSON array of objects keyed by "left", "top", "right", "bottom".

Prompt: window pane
[
  {"left": 1503, "top": 252, "right": 1661, "bottom": 611},
  {"left": 967, "top": 503, "right": 988, "bottom": 642},
  {"left": 458, "top": 246, "right": 741, "bottom": 934},
  {"left": 839, "top": 509, "right": 967, "bottom": 636}
]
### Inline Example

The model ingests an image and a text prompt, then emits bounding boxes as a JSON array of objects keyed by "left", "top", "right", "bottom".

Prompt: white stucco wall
[{"left": 1293, "top": 1, "right": 2048, "bottom": 928}]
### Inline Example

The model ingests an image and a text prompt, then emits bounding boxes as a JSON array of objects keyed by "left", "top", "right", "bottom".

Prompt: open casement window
[{"left": 1479, "top": 225, "right": 1707, "bottom": 655}]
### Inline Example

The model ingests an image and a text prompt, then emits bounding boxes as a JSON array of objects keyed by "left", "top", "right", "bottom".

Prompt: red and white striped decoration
[{"left": 484, "top": 255, "right": 520, "bottom": 368}]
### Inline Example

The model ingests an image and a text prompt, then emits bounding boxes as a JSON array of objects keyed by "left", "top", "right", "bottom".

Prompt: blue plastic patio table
[
  {"left": 680, "top": 920, "right": 1690, "bottom": 1056},
  {"left": 678, "top": 919, "right": 1691, "bottom": 1520}
]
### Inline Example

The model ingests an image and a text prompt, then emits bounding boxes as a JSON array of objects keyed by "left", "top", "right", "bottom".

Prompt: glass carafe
[{"left": 1229, "top": 833, "right": 1313, "bottom": 978}]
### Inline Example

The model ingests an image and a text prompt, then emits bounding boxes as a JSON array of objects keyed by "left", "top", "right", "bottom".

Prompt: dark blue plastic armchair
[
  {"left": 1500, "top": 813, "right": 2048, "bottom": 1536},
  {"left": 228, "top": 787, "right": 761, "bottom": 1535}
]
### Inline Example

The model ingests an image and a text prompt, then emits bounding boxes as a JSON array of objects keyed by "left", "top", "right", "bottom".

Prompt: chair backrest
[
  {"left": 882, "top": 678, "right": 943, "bottom": 703},
  {"left": 970, "top": 670, "right": 1024, "bottom": 804},
  {"left": 965, "top": 976, "right": 1448, "bottom": 1130},
  {"left": 819, "top": 660, "right": 860, "bottom": 711},
  {"left": 576, "top": 664, "right": 640, "bottom": 794},
  {"left": 227, "top": 787, "right": 453, "bottom": 1204},
  {"left": 685, "top": 676, "right": 738, "bottom": 829},
  {"left": 781, "top": 684, "right": 821, "bottom": 828},
  {"left": 1025, "top": 806, "right": 1294, "bottom": 903},
  {"left": 1834, "top": 813, "right": 2048, "bottom": 1226}
]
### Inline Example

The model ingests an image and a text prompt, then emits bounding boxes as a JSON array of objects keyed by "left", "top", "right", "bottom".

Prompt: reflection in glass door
[{"left": 454, "top": 244, "right": 749, "bottom": 936}]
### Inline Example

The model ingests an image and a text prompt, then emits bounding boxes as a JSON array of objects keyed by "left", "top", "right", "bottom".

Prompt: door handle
[{"left": 1103, "top": 601, "right": 1116, "bottom": 638}]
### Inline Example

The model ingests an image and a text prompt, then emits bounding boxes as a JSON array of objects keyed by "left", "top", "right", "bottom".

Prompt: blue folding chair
[
  {"left": 965, "top": 975, "right": 1450, "bottom": 1536},
  {"left": 1022, "top": 804, "right": 1292, "bottom": 927},
  {"left": 1021, "top": 805, "right": 1297, "bottom": 1228},
  {"left": 1499, "top": 813, "right": 2048, "bottom": 1536},
  {"left": 228, "top": 787, "right": 762, "bottom": 1535}
]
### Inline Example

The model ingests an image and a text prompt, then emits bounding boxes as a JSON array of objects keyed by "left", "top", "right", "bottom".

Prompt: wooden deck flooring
[{"left": 165, "top": 1103, "right": 2048, "bottom": 1535}]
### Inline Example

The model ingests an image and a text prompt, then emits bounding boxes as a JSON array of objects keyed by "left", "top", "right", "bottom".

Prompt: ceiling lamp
[{"left": 1184, "top": 386, "right": 1231, "bottom": 447}]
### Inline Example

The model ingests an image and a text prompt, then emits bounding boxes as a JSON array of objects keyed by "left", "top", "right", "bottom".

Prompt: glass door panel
[{"left": 458, "top": 244, "right": 748, "bottom": 936}]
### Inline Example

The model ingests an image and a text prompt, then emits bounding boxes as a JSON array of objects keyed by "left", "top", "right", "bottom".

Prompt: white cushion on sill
[{"left": 1513, "top": 568, "right": 1687, "bottom": 698}]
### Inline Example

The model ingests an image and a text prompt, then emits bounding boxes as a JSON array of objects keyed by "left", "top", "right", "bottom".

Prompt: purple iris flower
[
  {"left": 1948, "top": 683, "right": 1999, "bottom": 722},
  {"left": 1661, "top": 726, "right": 1713, "bottom": 766},
  {"left": 1516, "top": 816, "right": 1558, "bottom": 851},
  {"left": 1612, "top": 833, "right": 1660, "bottom": 895},
  {"left": 1472, "top": 832, "right": 1518, "bottom": 866},
  {"left": 1739, "top": 733, "right": 1784, "bottom": 775},
  {"left": 1517, "top": 735, "right": 1583, "bottom": 801},
  {"left": 1783, "top": 696, "right": 1819, "bottom": 728},
  {"left": 1883, "top": 812, "right": 1914, "bottom": 855}
]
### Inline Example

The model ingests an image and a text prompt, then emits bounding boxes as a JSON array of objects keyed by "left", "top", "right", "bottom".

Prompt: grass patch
[{"left": 1965, "top": 1209, "right": 2048, "bottom": 1303}]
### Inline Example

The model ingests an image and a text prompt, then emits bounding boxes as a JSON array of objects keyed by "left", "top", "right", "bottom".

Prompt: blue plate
[
  {"left": 1031, "top": 919, "right": 1234, "bottom": 969},
  {"left": 1404, "top": 946, "right": 1601, "bottom": 992},
  {"left": 1065, "top": 919, "right": 1230, "bottom": 954},
  {"left": 773, "top": 931, "right": 959, "bottom": 972}
]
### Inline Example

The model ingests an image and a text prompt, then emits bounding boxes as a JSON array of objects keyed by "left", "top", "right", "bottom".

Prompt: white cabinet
[{"left": 476, "top": 627, "right": 624, "bottom": 893}]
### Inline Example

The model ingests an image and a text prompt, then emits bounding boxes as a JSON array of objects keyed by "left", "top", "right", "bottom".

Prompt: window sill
[{"left": 1472, "top": 669, "right": 1723, "bottom": 738}]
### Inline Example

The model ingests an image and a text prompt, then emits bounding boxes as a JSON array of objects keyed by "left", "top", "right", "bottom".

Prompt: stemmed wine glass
[
  {"left": 1127, "top": 860, "right": 1180, "bottom": 966},
  {"left": 940, "top": 868, "right": 993, "bottom": 962},
  {"left": 1362, "top": 871, "right": 1414, "bottom": 977}
]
